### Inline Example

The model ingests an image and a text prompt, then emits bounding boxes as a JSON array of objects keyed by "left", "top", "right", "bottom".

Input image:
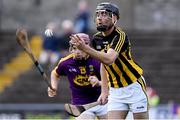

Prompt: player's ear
[{"left": 112, "top": 14, "right": 118, "bottom": 25}]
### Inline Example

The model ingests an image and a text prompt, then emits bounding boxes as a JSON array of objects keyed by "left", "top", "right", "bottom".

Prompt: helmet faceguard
[{"left": 95, "top": 2, "right": 119, "bottom": 32}]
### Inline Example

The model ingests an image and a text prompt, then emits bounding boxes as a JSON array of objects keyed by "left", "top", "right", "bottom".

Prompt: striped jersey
[
  {"left": 92, "top": 27, "right": 143, "bottom": 88},
  {"left": 54, "top": 54, "right": 101, "bottom": 105}
]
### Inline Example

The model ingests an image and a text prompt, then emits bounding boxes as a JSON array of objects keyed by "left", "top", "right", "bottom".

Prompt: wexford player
[{"left": 47, "top": 33, "right": 107, "bottom": 120}]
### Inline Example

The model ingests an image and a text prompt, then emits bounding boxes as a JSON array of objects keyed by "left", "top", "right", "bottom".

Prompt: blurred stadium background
[{"left": 0, "top": 0, "right": 180, "bottom": 119}]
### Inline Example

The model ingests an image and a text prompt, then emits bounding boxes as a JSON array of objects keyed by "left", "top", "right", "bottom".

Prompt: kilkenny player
[
  {"left": 48, "top": 33, "right": 107, "bottom": 120},
  {"left": 70, "top": 2, "right": 149, "bottom": 119}
]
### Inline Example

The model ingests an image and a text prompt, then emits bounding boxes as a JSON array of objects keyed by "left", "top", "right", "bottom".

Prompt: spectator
[
  {"left": 58, "top": 19, "right": 74, "bottom": 58},
  {"left": 147, "top": 86, "right": 160, "bottom": 107},
  {"left": 147, "top": 86, "right": 160, "bottom": 119},
  {"left": 39, "top": 22, "right": 60, "bottom": 69},
  {"left": 74, "top": 0, "right": 90, "bottom": 33}
]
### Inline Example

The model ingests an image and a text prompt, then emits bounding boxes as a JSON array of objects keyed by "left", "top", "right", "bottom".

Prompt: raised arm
[{"left": 70, "top": 35, "right": 119, "bottom": 65}]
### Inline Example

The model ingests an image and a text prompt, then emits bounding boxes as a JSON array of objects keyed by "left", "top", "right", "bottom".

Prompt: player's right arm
[
  {"left": 48, "top": 58, "right": 66, "bottom": 97},
  {"left": 48, "top": 69, "right": 60, "bottom": 97},
  {"left": 70, "top": 35, "right": 119, "bottom": 65}
]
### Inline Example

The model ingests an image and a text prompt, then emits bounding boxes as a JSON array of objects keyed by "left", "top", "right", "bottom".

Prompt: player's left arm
[
  {"left": 97, "top": 63, "right": 108, "bottom": 105},
  {"left": 88, "top": 76, "right": 101, "bottom": 87},
  {"left": 88, "top": 61, "right": 101, "bottom": 87}
]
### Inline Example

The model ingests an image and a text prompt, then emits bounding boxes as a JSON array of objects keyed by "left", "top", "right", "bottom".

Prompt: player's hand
[
  {"left": 44, "top": 29, "right": 53, "bottom": 37},
  {"left": 88, "top": 76, "right": 100, "bottom": 87},
  {"left": 97, "top": 93, "right": 108, "bottom": 105},
  {"left": 69, "top": 34, "right": 85, "bottom": 49},
  {"left": 47, "top": 87, "right": 57, "bottom": 97}
]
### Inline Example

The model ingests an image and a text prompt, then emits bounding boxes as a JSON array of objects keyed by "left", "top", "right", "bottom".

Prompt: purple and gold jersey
[{"left": 55, "top": 54, "right": 101, "bottom": 105}]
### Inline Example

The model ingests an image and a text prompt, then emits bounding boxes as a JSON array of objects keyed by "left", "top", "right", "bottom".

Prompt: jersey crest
[{"left": 74, "top": 75, "right": 90, "bottom": 86}]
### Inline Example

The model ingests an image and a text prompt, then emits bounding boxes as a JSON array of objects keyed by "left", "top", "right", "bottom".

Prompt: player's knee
[{"left": 133, "top": 111, "right": 149, "bottom": 119}]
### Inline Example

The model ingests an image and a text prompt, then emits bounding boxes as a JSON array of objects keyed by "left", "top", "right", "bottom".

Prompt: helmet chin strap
[
  {"left": 97, "top": 23, "right": 114, "bottom": 32},
  {"left": 97, "top": 25, "right": 108, "bottom": 31}
]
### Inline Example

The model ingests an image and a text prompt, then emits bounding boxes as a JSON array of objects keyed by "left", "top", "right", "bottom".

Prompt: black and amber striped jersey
[{"left": 92, "top": 27, "right": 143, "bottom": 88}]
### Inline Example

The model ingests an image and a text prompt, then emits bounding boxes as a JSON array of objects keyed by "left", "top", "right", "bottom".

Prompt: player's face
[
  {"left": 95, "top": 10, "right": 113, "bottom": 28},
  {"left": 71, "top": 46, "right": 88, "bottom": 60}
]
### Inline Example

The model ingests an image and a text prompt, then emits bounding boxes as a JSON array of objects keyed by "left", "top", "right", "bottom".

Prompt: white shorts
[
  {"left": 108, "top": 76, "right": 148, "bottom": 113},
  {"left": 80, "top": 104, "right": 107, "bottom": 117}
]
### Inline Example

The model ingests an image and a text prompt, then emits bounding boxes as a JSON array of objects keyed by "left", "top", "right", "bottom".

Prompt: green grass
[{"left": 26, "top": 113, "right": 61, "bottom": 119}]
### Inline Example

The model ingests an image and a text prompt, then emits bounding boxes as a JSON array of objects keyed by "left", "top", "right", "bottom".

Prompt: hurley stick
[
  {"left": 16, "top": 28, "right": 54, "bottom": 90},
  {"left": 64, "top": 101, "right": 100, "bottom": 117}
]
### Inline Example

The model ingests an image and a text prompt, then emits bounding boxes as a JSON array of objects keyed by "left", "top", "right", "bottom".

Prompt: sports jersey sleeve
[
  {"left": 55, "top": 59, "right": 66, "bottom": 76},
  {"left": 111, "top": 31, "right": 126, "bottom": 53}
]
